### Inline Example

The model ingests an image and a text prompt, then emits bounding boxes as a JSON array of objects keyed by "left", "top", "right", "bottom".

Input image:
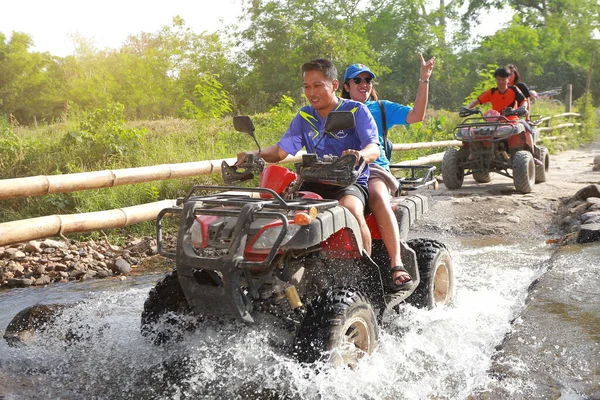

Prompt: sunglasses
[{"left": 349, "top": 77, "right": 373, "bottom": 85}]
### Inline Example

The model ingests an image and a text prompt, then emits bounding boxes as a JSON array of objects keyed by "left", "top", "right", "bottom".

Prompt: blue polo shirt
[
  {"left": 278, "top": 98, "right": 379, "bottom": 187},
  {"left": 366, "top": 100, "right": 411, "bottom": 170}
]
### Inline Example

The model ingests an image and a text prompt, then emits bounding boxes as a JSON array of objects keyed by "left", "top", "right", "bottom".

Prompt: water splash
[{"left": 0, "top": 240, "right": 553, "bottom": 399}]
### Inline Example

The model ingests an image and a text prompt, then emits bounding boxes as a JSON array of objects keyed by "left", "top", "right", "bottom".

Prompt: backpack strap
[{"left": 378, "top": 100, "right": 392, "bottom": 161}]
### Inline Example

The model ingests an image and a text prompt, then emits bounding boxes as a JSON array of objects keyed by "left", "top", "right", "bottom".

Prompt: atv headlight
[
  {"left": 252, "top": 224, "right": 301, "bottom": 250},
  {"left": 191, "top": 220, "right": 203, "bottom": 248}
]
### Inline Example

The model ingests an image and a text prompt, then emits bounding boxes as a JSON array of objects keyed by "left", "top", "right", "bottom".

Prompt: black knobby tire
[
  {"left": 294, "top": 288, "right": 378, "bottom": 366},
  {"left": 513, "top": 150, "right": 535, "bottom": 193},
  {"left": 535, "top": 146, "right": 549, "bottom": 183},
  {"left": 406, "top": 239, "right": 454, "bottom": 310},
  {"left": 442, "top": 148, "right": 464, "bottom": 189},
  {"left": 141, "top": 271, "right": 192, "bottom": 345},
  {"left": 473, "top": 171, "right": 492, "bottom": 183}
]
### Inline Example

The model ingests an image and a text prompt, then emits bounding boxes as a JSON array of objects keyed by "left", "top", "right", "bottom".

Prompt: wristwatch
[{"left": 419, "top": 79, "right": 429, "bottom": 83}]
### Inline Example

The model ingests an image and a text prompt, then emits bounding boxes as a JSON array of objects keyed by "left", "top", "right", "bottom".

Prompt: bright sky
[
  {"left": 0, "top": 0, "right": 243, "bottom": 56},
  {"left": 0, "top": 0, "right": 511, "bottom": 57}
]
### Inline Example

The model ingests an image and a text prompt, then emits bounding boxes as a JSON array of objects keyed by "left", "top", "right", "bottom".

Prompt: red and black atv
[
  {"left": 141, "top": 111, "right": 454, "bottom": 365},
  {"left": 442, "top": 107, "right": 549, "bottom": 194}
]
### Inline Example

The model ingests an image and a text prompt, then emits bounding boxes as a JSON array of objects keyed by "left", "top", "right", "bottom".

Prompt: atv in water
[
  {"left": 141, "top": 111, "right": 454, "bottom": 365},
  {"left": 442, "top": 107, "right": 549, "bottom": 194}
]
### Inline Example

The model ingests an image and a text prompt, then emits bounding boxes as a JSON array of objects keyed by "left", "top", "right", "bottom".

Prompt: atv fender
[{"left": 284, "top": 205, "right": 365, "bottom": 253}]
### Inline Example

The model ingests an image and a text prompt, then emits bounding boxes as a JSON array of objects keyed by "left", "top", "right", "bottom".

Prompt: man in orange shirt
[{"left": 466, "top": 67, "right": 528, "bottom": 116}]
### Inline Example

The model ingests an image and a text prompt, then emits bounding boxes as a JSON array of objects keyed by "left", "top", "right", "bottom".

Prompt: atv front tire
[
  {"left": 294, "top": 288, "right": 378, "bottom": 366},
  {"left": 442, "top": 148, "right": 464, "bottom": 189},
  {"left": 141, "top": 271, "right": 192, "bottom": 345},
  {"left": 513, "top": 150, "right": 535, "bottom": 193},
  {"left": 406, "top": 239, "right": 454, "bottom": 309},
  {"left": 472, "top": 171, "right": 492, "bottom": 183},
  {"left": 535, "top": 146, "right": 549, "bottom": 183}
]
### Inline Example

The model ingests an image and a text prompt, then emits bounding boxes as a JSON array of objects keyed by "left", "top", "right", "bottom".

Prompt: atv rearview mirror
[
  {"left": 324, "top": 111, "right": 355, "bottom": 133},
  {"left": 233, "top": 116, "right": 262, "bottom": 156},
  {"left": 233, "top": 115, "right": 255, "bottom": 135}
]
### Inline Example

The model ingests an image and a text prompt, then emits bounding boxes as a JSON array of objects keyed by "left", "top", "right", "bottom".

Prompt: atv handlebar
[
  {"left": 221, "top": 153, "right": 266, "bottom": 185},
  {"left": 459, "top": 107, "right": 481, "bottom": 118},
  {"left": 501, "top": 106, "right": 527, "bottom": 117},
  {"left": 295, "top": 153, "right": 366, "bottom": 187}
]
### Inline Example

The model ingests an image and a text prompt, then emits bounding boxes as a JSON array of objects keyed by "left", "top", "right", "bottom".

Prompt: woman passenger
[{"left": 341, "top": 54, "right": 435, "bottom": 291}]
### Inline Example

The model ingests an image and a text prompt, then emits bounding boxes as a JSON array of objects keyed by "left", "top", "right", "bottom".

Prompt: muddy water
[{"left": 0, "top": 237, "right": 598, "bottom": 399}]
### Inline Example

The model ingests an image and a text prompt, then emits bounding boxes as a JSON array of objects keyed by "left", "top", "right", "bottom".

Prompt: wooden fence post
[{"left": 565, "top": 84, "right": 572, "bottom": 113}]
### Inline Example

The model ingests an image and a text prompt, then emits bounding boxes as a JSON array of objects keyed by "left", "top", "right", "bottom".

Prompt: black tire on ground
[
  {"left": 535, "top": 146, "right": 549, "bottom": 183},
  {"left": 513, "top": 150, "right": 535, "bottom": 194},
  {"left": 294, "top": 288, "right": 378, "bottom": 366},
  {"left": 140, "top": 270, "right": 192, "bottom": 345},
  {"left": 442, "top": 148, "right": 464, "bottom": 189},
  {"left": 473, "top": 171, "right": 492, "bottom": 183},
  {"left": 406, "top": 239, "right": 454, "bottom": 310}
]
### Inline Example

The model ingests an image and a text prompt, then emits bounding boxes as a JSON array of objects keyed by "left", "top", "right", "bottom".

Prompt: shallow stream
[{"left": 0, "top": 236, "right": 598, "bottom": 399}]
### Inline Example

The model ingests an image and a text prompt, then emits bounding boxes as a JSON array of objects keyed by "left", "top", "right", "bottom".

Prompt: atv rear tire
[
  {"left": 141, "top": 271, "right": 192, "bottom": 345},
  {"left": 406, "top": 239, "right": 454, "bottom": 309},
  {"left": 472, "top": 171, "right": 492, "bottom": 183},
  {"left": 294, "top": 288, "right": 378, "bottom": 366},
  {"left": 513, "top": 150, "right": 535, "bottom": 194},
  {"left": 535, "top": 146, "right": 549, "bottom": 183},
  {"left": 442, "top": 148, "right": 464, "bottom": 189}
]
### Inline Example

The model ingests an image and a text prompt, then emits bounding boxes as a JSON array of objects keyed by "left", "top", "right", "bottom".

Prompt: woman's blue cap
[{"left": 344, "top": 64, "right": 376, "bottom": 81}]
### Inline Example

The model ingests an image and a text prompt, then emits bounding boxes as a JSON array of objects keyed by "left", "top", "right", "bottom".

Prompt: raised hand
[{"left": 419, "top": 52, "right": 436, "bottom": 81}]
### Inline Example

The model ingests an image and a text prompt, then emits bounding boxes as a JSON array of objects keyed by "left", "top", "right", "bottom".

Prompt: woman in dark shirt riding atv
[{"left": 506, "top": 64, "right": 532, "bottom": 114}]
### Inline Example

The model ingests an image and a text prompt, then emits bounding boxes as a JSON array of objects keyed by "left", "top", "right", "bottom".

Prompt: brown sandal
[{"left": 389, "top": 265, "right": 412, "bottom": 292}]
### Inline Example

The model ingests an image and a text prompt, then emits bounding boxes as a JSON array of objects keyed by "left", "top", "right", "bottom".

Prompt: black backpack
[{"left": 378, "top": 100, "right": 393, "bottom": 161}]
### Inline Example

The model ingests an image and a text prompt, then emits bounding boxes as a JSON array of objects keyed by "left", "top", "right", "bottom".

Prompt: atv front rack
[
  {"left": 454, "top": 116, "right": 524, "bottom": 142},
  {"left": 389, "top": 165, "right": 437, "bottom": 191},
  {"left": 179, "top": 185, "right": 338, "bottom": 211},
  {"left": 157, "top": 186, "right": 339, "bottom": 260}
]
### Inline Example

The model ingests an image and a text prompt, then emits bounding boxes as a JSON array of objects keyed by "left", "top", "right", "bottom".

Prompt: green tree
[
  {"left": 232, "top": 0, "right": 383, "bottom": 112},
  {"left": 0, "top": 32, "right": 55, "bottom": 124},
  {"left": 180, "top": 74, "right": 232, "bottom": 120}
]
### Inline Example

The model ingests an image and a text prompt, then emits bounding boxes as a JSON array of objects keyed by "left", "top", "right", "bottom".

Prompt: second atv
[
  {"left": 141, "top": 111, "right": 454, "bottom": 365},
  {"left": 442, "top": 107, "right": 550, "bottom": 194}
]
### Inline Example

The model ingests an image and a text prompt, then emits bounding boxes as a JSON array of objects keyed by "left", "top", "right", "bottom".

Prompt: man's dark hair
[
  {"left": 301, "top": 58, "right": 338, "bottom": 82},
  {"left": 494, "top": 67, "right": 510, "bottom": 78},
  {"left": 505, "top": 64, "right": 521, "bottom": 84}
]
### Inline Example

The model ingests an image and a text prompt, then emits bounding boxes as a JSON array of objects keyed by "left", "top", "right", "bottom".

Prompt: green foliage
[
  {"left": 0, "top": 119, "right": 23, "bottom": 169},
  {"left": 464, "top": 64, "right": 499, "bottom": 106},
  {"left": 180, "top": 75, "right": 232, "bottom": 120},
  {"left": 62, "top": 103, "right": 147, "bottom": 163},
  {"left": 576, "top": 92, "right": 598, "bottom": 143},
  {"left": 267, "top": 94, "right": 297, "bottom": 129}
]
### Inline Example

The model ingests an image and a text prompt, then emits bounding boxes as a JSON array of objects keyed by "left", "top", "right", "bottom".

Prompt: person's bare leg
[
  {"left": 339, "top": 194, "right": 371, "bottom": 255},
  {"left": 368, "top": 178, "right": 411, "bottom": 284}
]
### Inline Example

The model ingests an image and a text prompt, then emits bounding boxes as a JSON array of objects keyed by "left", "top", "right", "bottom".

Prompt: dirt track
[{"left": 420, "top": 138, "right": 600, "bottom": 238}]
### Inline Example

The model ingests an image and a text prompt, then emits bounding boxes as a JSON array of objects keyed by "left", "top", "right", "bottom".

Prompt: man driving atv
[
  {"left": 465, "top": 66, "right": 533, "bottom": 136},
  {"left": 465, "top": 67, "right": 528, "bottom": 116},
  {"left": 237, "top": 58, "right": 380, "bottom": 256}
]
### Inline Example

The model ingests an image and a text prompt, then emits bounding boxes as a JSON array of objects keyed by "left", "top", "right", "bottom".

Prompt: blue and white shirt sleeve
[
  {"left": 355, "top": 103, "right": 379, "bottom": 148},
  {"left": 277, "top": 113, "right": 305, "bottom": 156}
]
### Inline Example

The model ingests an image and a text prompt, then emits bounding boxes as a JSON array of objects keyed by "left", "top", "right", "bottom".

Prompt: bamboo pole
[
  {"left": 397, "top": 152, "right": 445, "bottom": 166},
  {"left": 0, "top": 200, "right": 176, "bottom": 246},
  {"left": 0, "top": 216, "right": 62, "bottom": 246},
  {"left": 0, "top": 157, "right": 304, "bottom": 201},
  {"left": 537, "top": 123, "right": 581, "bottom": 132},
  {"left": 392, "top": 140, "right": 461, "bottom": 151}
]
